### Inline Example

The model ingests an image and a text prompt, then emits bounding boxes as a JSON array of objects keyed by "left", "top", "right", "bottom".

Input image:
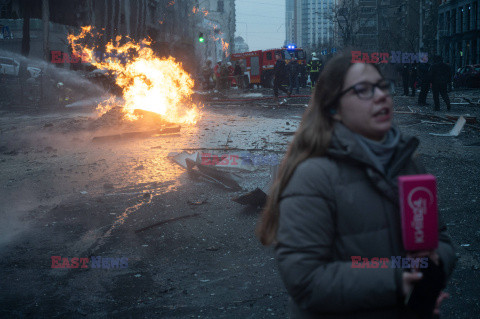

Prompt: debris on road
[
  {"left": 92, "top": 126, "right": 181, "bottom": 142},
  {"left": 430, "top": 116, "right": 466, "bottom": 137},
  {"left": 134, "top": 213, "right": 201, "bottom": 233},
  {"left": 275, "top": 131, "right": 295, "bottom": 136},
  {"left": 170, "top": 151, "right": 256, "bottom": 171},
  {"left": 232, "top": 188, "right": 267, "bottom": 207},
  {"left": 445, "top": 115, "right": 477, "bottom": 124},
  {"left": 185, "top": 158, "right": 241, "bottom": 191},
  {"left": 187, "top": 199, "right": 208, "bottom": 206},
  {"left": 169, "top": 151, "right": 201, "bottom": 169},
  {"left": 421, "top": 120, "right": 452, "bottom": 125}
]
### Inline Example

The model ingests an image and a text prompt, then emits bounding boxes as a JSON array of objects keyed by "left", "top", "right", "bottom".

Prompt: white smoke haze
[{"left": 0, "top": 49, "right": 111, "bottom": 105}]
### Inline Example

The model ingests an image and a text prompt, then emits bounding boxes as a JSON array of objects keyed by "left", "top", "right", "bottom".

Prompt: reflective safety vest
[{"left": 308, "top": 60, "right": 321, "bottom": 73}]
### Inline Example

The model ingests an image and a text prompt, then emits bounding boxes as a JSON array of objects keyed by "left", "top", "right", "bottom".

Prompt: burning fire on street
[{"left": 68, "top": 26, "right": 201, "bottom": 126}]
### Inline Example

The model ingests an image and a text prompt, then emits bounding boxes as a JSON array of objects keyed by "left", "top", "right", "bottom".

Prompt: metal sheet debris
[
  {"left": 185, "top": 158, "right": 241, "bottom": 191},
  {"left": 232, "top": 188, "right": 267, "bottom": 207},
  {"left": 430, "top": 116, "right": 466, "bottom": 137},
  {"left": 169, "top": 151, "right": 201, "bottom": 169},
  {"left": 92, "top": 126, "right": 181, "bottom": 142},
  {"left": 169, "top": 151, "right": 256, "bottom": 171}
]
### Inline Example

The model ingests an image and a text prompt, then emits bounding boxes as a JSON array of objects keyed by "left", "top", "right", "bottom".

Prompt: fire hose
[{"left": 207, "top": 95, "right": 312, "bottom": 103}]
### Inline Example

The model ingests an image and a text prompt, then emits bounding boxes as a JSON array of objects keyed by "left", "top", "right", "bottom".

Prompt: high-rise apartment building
[{"left": 286, "top": 0, "right": 336, "bottom": 49}]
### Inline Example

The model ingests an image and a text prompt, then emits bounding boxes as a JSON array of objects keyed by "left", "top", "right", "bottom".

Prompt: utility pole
[
  {"left": 419, "top": 0, "right": 423, "bottom": 51},
  {"left": 42, "top": 0, "right": 50, "bottom": 104},
  {"left": 42, "top": 0, "right": 49, "bottom": 62}
]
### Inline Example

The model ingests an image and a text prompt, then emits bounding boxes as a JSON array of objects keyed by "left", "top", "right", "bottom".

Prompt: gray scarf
[{"left": 354, "top": 126, "right": 401, "bottom": 174}]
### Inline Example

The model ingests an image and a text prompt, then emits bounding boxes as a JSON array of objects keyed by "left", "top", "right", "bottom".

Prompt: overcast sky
[{"left": 235, "top": 0, "right": 286, "bottom": 51}]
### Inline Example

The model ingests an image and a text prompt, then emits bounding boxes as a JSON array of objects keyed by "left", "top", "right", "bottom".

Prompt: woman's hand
[{"left": 402, "top": 271, "right": 423, "bottom": 297}]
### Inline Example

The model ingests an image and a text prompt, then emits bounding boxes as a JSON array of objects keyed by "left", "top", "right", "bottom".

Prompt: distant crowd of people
[
  {"left": 201, "top": 59, "right": 246, "bottom": 91},
  {"left": 199, "top": 52, "right": 325, "bottom": 97},
  {"left": 399, "top": 55, "right": 452, "bottom": 111},
  {"left": 200, "top": 52, "right": 454, "bottom": 111},
  {"left": 273, "top": 52, "right": 324, "bottom": 101}
]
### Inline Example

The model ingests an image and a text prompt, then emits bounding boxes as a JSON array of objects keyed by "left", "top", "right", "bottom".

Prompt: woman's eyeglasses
[{"left": 339, "top": 79, "right": 395, "bottom": 100}]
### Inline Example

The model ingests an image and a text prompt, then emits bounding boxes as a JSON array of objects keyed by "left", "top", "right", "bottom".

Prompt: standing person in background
[
  {"left": 234, "top": 61, "right": 244, "bottom": 89},
  {"left": 307, "top": 52, "right": 321, "bottom": 90},
  {"left": 299, "top": 62, "right": 307, "bottom": 88},
  {"left": 219, "top": 62, "right": 230, "bottom": 90},
  {"left": 409, "top": 63, "right": 418, "bottom": 97},
  {"left": 429, "top": 55, "right": 452, "bottom": 111},
  {"left": 213, "top": 60, "right": 222, "bottom": 91},
  {"left": 273, "top": 52, "right": 290, "bottom": 102},
  {"left": 201, "top": 60, "right": 213, "bottom": 90},
  {"left": 227, "top": 62, "right": 235, "bottom": 87},
  {"left": 446, "top": 62, "right": 453, "bottom": 92},
  {"left": 417, "top": 61, "right": 431, "bottom": 106},
  {"left": 288, "top": 57, "right": 300, "bottom": 95},
  {"left": 402, "top": 64, "right": 411, "bottom": 96},
  {"left": 258, "top": 51, "right": 456, "bottom": 319}
]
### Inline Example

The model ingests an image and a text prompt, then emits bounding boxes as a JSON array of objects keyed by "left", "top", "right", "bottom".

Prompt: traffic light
[{"left": 198, "top": 32, "right": 205, "bottom": 43}]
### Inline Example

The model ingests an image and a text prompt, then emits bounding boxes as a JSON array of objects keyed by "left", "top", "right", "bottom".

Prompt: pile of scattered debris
[{"left": 89, "top": 107, "right": 181, "bottom": 142}]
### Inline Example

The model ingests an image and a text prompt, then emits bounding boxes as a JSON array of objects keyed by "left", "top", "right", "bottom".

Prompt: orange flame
[
  {"left": 69, "top": 26, "right": 199, "bottom": 125},
  {"left": 221, "top": 39, "right": 230, "bottom": 57}
]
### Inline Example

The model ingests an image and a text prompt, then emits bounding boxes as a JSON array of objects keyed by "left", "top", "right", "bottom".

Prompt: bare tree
[
  {"left": 377, "top": 1, "right": 419, "bottom": 53},
  {"left": 333, "top": 0, "right": 376, "bottom": 49}
]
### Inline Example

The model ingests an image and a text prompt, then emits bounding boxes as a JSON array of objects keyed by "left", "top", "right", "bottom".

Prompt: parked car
[
  {"left": 453, "top": 64, "right": 480, "bottom": 88},
  {"left": 0, "top": 57, "right": 41, "bottom": 78}
]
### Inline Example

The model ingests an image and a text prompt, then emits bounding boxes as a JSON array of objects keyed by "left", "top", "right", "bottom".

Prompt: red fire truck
[{"left": 230, "top": 47, "right": 306, "bottom": 88}]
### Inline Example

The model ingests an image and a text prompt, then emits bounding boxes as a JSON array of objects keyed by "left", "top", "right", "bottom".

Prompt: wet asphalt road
[{"left": 0, "top": 88, "right": 479, "bottom": 318}]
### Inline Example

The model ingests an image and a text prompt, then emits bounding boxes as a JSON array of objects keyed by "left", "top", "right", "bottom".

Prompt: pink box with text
[{"left": 398, "top": 174, "right": 438, "bottom": 251}]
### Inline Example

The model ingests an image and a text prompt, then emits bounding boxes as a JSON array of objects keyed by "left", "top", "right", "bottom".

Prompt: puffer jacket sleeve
[
  {"left": 411, "top": 156, "right": 457, "bottom": 280},
  {"left": 437, "top": 218, "right": 456, "bottom": 280},
  {"left": 275, "top": 158, "right": 401, "bottom": 313}
]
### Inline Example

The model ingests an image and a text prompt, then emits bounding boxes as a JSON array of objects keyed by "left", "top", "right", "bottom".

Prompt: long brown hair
[{"left": 257, "top": 51, "right": 357, "bottom": 245}]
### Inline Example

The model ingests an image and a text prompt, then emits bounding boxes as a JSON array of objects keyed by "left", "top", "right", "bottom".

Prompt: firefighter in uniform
[
  {"left": 307, "top": 52, "right": 322, "bottom": 89},
  {"left": 273, "top": 52, "right": 290, "bottom": 102}
]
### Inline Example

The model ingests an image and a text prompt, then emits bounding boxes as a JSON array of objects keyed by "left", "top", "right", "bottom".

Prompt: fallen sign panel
[
  {"left": 168, "top": 151, "right": 201, "bottom": 169},
  {"left": 185, "top": 158, "right": 242, "bottom": 191},
  {"left": 430, "top": 116, "right": 466, "bottom": 137},
  {"left": 92, "top": 126, "right": 181, "bottom": 142}
]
